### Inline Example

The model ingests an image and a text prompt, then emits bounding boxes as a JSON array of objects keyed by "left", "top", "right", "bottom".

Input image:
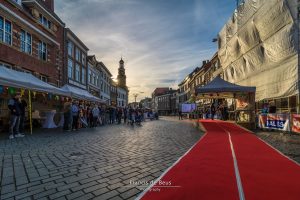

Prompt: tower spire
[{"left": 117, "top": 58, "right": 126, "bottom": 89}]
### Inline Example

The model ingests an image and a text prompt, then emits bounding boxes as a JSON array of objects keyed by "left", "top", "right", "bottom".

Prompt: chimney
[
  {"left": 202, "top": 60, "right": 207, "bottom": 66},
  {"left": 44, "top": 0, "right": 54, "bottom": 12}
]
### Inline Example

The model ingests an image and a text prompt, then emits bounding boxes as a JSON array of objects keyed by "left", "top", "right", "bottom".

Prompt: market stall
[
  {"left": 195, "top": 76, "right": 256, "bottom": 129},
  {"left": 0, "top": 67, "right": 71, "bottom": 134}
]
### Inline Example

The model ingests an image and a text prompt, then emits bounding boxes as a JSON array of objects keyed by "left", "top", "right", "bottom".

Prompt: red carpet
[
  {"left": 139, "top": 120, "right": 239, "bottom": 200},
  {"left": 220, "top": 122, "right": 300, "bottom": 200},
  {"left": 138, "top": 120, "right": 300, "bottom": 200}
]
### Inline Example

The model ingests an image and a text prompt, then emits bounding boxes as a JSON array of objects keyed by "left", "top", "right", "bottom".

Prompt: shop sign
[{"left": 258, "top": 114, "right": 290, "bottom": 131}]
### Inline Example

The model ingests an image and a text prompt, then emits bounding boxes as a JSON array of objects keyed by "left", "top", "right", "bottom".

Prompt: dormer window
[{"left": 39, "top": 14, "right": 52, "bottom": 29}]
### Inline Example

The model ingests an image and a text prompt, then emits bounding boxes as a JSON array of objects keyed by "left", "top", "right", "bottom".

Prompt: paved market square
[{"left": 0, "top": 117, "right": 202, "bottom": 200}]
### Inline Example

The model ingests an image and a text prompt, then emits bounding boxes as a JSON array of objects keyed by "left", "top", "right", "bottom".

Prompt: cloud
[{"left": 55, "top": 0, "right": 235, "bottom": 101}]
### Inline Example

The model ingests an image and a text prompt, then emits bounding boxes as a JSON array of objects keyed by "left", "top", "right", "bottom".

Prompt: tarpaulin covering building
[{"left": 218, "top": 0, "right": 299, "bottom": 102}]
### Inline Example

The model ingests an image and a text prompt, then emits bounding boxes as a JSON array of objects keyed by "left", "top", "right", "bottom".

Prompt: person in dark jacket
[
  {"left": 210, "top": 101, "right": 216, "bottom": 120},
  {"left": 19, "top": 98, "right": 27, "bottom": 134},
  {"left": 8, "top": 93, "right": 24, "bottom": 139},
  {"left": 123, "top": 108, "right": 127, "bottom": 124}
]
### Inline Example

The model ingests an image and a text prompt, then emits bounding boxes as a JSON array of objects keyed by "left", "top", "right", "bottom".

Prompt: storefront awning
[
  {"left": 60, "top": 84, "right": 104, "bottom": 102},
  {"left": 0, "top": 67, "right": 69, "bottom": 96}
]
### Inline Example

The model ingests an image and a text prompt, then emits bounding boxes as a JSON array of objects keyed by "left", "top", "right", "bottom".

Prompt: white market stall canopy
[
  {"left": 196, "top": 76, "right": 256, "bottom": 98},
  {"left": 0, "top": 67, "right": 69, "bottom": 96},
  {"left": 60, "top": 84, "right": 103, "bottom": 102}
]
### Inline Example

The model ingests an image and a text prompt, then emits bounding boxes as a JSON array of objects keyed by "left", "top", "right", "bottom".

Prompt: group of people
[
  {"left": 62, "top": 100, "right": 158, "bottom": 131},
  {"left": 207, "top": 100, "right": 229, "bottom": 120},
  {"left": 6, "top": 93, "right": 159, "bottom": 138},
  {"left": 7, "top": 93, "right": 27, "bottom": 139},
  {"left": 262, "top": 101, "right": 277, "bottom": 114}
]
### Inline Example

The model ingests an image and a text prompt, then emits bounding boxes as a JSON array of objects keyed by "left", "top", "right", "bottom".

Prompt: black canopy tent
[
  {"left": 195, "top": 76, "right": 256, "bottom": 129},
  {"left": 196, "top": 76, "right": 256, "bottom": 97}
]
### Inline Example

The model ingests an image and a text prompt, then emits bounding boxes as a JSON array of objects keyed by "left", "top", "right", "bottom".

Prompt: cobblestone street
[
  {"left": 255, "top": 131, "right": 300, "bottom": 164},
  {"left": 0, "top": 117, "right": 202, "bottom": 200}
]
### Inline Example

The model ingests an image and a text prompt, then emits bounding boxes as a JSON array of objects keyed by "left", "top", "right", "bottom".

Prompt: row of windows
[
  {"left": 0, "top": 16, "right": 48, "bottom": 61},
  {"left": 117, "top": 101, "right": 125, "bottom": 107},
  {"left": 117, "top": 93, "right": 126, "bottom": 99},
  {"left": 67, "top": 41, "right": 86, "bottom": 64},
  {"left": 158, "top": 96, "right": 170, "bottom": 102},
  {"left": 68, "top": 58, "right": 86, "bottom": 84},
  {"left": 88, "top": 69, "right": 99, "bottom": 87}
]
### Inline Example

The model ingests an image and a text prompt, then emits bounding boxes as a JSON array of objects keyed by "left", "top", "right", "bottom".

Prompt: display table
[{"left": 42, "top": 110, "right": 58, "bottom": 128}]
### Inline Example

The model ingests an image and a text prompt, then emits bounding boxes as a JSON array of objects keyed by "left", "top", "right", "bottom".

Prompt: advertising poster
[
  {"left": 258, "top": 114, "right": 290, "bottom": 131},
  {"left": 291, "top": 114, "right": 300, "bottom": 133}
]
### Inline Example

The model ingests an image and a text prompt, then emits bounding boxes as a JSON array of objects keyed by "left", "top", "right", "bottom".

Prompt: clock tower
[{"left": 117, "top": 58, "right": 127, "bottom": 89}]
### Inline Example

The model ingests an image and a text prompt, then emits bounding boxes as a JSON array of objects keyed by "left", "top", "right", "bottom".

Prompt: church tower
[{"left": 117, "top": 58, "right": 127, "bottom": 89}]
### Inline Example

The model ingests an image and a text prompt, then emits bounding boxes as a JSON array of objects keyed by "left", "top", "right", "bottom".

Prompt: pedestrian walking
[
  {"left": 8, "top": 93, "right": 24, "bottom": 139},
  {"left": 91, "top": 104, "right": 100, "bottom": 127},
  {"left": 19, "top": 98, "right": 27, "bottom": 134},
  {"left": 210, "top": 101, "right": 216, "bottom": 120},
  {"left": 179, "top": 110, "right": 183, "bottom": 120},
  {"left": 123, "top": 107, "right": 128, "bottom": 123},
  {"left": 63, "top": 98, "right": 72, "bottom": 131},
  {"left": 71, "top": 101, "right": 79, "bottom": 130}
]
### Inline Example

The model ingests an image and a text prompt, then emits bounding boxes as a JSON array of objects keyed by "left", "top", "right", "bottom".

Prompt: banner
[
  {"left": 291, "top": 114, "right": 300, "bottom": 133},
  {"left": 258, "top": 114, "right": 290, "bottom": 131}
]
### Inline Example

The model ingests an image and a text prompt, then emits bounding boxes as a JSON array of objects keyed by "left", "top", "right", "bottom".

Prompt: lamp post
[{"left": 132, "top": 92, "right": 144, "bottom": 108}]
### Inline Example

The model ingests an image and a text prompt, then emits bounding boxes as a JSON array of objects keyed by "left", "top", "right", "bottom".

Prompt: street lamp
[{"left": 132, "top": 91, "right": 144, "bottom": 108}]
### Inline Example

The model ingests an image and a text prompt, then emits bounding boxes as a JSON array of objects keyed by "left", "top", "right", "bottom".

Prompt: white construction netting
[{"left": 218, "top": 0, "right": 299, "bottom": 101}]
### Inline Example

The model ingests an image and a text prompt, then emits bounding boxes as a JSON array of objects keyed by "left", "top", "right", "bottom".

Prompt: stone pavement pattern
[
  {"left": 255, "top": 131, "right": 300, "bottom": 163},
  {"left": 0, "top": 117, "right": 202, "bottom": 200}
]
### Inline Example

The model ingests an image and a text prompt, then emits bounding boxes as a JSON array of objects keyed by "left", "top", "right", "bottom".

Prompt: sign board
[
  {"left": 291, "top": 114, "right": 300, "bottom": 133},
  {"left": 181, "top": 103, "right": 196, "bottom": 113},
  {"left": 258, "top": 114, "right": 290, "bottom": 131}
]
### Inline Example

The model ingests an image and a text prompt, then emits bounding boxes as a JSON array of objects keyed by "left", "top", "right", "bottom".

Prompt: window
[
  {"left": 39, "top": 75, "right": 48, "bottom": 82},
  {"left": 75, "top": 48, "right": 80, "bottom": 61},
  {"left": 38, "top": 41, "right": 47, "bottom": 61},
  {"left": 81, "top": 68, "right": 86, "bottom": 84},
  {"left": 75, "top": 64, "right": 80, "bottom": 81},
  {"left": 47, "top": 21, "right": 52, "bottom": 29},
  {"left": 67, "top": 41, "right": 73, "bottom": 57},
  {"left": 39, "top": 14, "right": 51, "bottom": 29},
  {"left": 82, "top": 54, "right": 86, "bottom": 64},
  {"left": 101, "top": 81, "right": 103, "bottom": 91},
  {"left": 88, "top": 70, "right": 92, "bottom": 83},
  {"left": 20, "top": 30, "right": 32, "bottom": 54},
  {"left": 93, "top": 74, "right": 96, "bottom": 85},
  {"left": 0, "top": 17, "right": 12, "bottom": 45},
  {"left": 14, "top": 0, "right": 22, "bottom": 5},
  {"left": 68, "top": 58, "right": 73, "bottom": 78},
  {"left": 96, "top": 75, "right": 99, "bottom": 86}
]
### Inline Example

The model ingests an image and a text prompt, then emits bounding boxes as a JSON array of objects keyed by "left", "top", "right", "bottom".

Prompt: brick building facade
[{"left": 0, "top": 0, "right": 64, "bottom": 86}]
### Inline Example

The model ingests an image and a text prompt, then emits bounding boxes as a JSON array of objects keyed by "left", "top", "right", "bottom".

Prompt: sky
[{"left": 55, "top": 0, "right": 236, "bottom": 102}]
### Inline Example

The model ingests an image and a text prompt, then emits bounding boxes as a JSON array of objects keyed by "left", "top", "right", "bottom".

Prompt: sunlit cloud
[{"left": 55, "top": 0, "right": 235, "bottom": 101}]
